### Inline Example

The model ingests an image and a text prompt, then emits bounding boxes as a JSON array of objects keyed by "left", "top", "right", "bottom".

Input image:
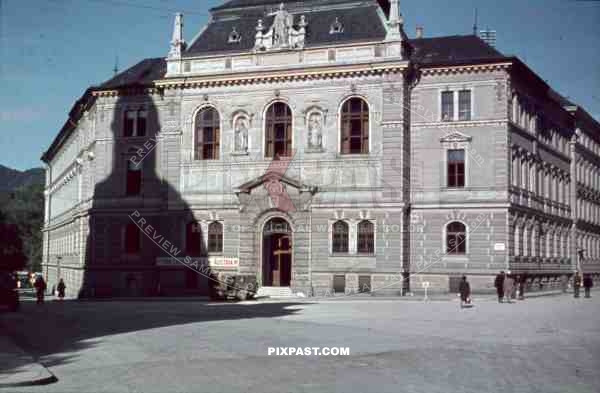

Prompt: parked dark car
[{"left": 0, "top": 272, "right": 19, "bottom": 311}]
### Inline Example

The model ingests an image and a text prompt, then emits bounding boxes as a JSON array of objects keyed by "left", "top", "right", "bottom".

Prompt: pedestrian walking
[
  {"left": 573, "top": 272, "right": 582, "bottom": 298},
  {"left": 494, "top": 271, "right": 505, "bottom": 303},
  {"left": 57, "top": 278, "right": 66, "bottom": 300},
  {"left": 518, "top": 274, "right": 527, "bottom": 300},
  {"left": 503, "top": 274, "right": 515, "bottom": 304},
  {"left": 458, "top": 276, "right": 472, "bottom": 308},
  {"left": 583, "top": 274, "right": 593, "bottom": 298},
  {"left": 34, "top": 276, "right": 47, "bottom": 304}
]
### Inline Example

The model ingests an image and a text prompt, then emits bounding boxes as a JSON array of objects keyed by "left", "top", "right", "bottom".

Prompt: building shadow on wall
[{"left": 70, "top": 91, "right": 207, "bottom": 298}]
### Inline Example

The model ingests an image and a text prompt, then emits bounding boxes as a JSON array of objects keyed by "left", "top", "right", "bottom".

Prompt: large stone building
[{"left": 41, "top": 0, "right": 600, "bottom": 298}]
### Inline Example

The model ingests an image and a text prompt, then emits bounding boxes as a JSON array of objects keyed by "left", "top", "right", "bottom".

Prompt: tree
[
  {"left": 0, "top": 183, "right": 43, "bottom": 271},
  {"left": 0, "top": 209, "right": 26, "bottom": 271}
]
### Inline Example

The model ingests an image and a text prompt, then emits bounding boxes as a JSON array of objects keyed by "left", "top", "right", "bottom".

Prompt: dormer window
[
  {"left": 330, "top": 17, "right": 343, "bottom": 34},
  {"left": 228, "top": 27, "right": 241, "bottom": 43}
]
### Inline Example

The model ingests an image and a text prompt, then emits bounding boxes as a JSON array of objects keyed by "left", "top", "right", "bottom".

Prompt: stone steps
[{"left": 257, "top": 286, "right": 296, "bottom": 298}]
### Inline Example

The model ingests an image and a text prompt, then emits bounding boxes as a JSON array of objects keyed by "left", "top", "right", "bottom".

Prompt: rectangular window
[
  {"left": 124, "top": 109, "right": 148, "bottom": 137},
  {"left": 441, "top": 91, "right": 454, "bottom": 121},
  {"left": 124, "top": 111, "right": 136, "bottom": 137},
  {"left": 125, "top": 224, "right": 140, "bottom": 254},
  {"left": 137, "top": 110, "right": 147, "bottom": 137},
  {"left": 458, "top": 90, "right": 471, "bottom": 121},
  {"left": 186, "top": 222, "right": 202, "bottom": 255},
  {"left": 447, "top": 149, "right": 465, "bottom": 188}
]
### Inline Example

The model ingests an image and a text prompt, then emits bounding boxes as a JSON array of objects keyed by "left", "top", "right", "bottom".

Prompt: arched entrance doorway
[{"left": 262, "top": 217, "right": 292, "bottom": 287}]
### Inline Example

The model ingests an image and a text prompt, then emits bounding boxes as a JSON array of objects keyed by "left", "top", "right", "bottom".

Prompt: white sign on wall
[
  {"left": 494, "top": 243, "right": 506, "bottom": 251},
  {"left": 209, "top": 256, "right": 239, "bottom": 268}
]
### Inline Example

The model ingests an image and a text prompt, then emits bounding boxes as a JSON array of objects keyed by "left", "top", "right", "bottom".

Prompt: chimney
[{"left": 416, "top": 26, "right": 424, "bottom": 39}]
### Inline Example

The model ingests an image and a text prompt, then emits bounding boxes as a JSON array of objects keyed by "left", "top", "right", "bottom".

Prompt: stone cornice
[
  {"left": 154, "top": 62, "right": 408, "bottom": 91},
  {"left": 419, "top": 62, "right": 511, "bottom": 77}
]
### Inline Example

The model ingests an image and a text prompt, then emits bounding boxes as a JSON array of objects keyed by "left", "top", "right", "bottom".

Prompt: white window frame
[
  {"left": 438, "top": 88, "right": 474, "bottom": 122},
  {"left": 442, "top": 220, "right": 469, "bottom": 255}
]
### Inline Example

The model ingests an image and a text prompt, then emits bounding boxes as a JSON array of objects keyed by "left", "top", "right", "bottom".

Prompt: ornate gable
[
  {"left": 440, "top": 131, "right": 472, "bottom": 143},
  {"left": 234, "top": 170, "right": 317, "bottom": 213}
]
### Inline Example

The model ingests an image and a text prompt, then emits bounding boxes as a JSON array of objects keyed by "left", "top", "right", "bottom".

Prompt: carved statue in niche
[
  {"left": 307, "top": 111, "right": 323, "bottom": 150},
  {"left": 234, "top": 116, "right": 249, "bottom": 152}
]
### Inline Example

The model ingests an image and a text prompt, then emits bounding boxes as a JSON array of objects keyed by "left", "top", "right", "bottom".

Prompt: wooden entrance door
[
  {"left": 262, "top": 218, "right": 292, "bottom": 287},
  {"left": 272, "top": 235, "right": 291, "bottom": 286}
]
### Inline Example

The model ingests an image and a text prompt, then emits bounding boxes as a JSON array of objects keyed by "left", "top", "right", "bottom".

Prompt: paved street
[{"left": 1, "top": 294, "right": 599, "bottom": 393}]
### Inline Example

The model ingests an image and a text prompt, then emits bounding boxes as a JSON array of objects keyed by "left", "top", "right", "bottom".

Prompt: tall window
[
  {"left": 340, "top": 97, "right": 369, "bottom": 154},
  {"left": 441, "top": 91, "right": 454, "bottom": 121},
  {"left": 446, "top": 222, "right": 466, "bottom": 254},
  {"left": 186, "top": 221, "right": 203, "bottom": 255},
  {"left": 126, "top": 160, "right": 142, "bottom": 195},
  {"left": 125, "top": 223, "right": 140, "bottom": 254},
  {"left": 123, "top": 109, "right": 147, "bottom": 137},
  {"left": 207, "top": 222, "right": 223, "bottom": 253},
  {"left": 357, "top": 220, "right": 374, "bottom": 254},
  {"left": 195, "top": 107, "right": 220, "bottom": 160},
  {"left": 458, "top": 90, "right": 471, "bottom": 121},
  {"left": 332, "top": 220, "right": 349, "bottom": 253},
  {"left": 441, "top": 90, "right": 472, "bottom": 121},
  {"left": 447, "top": 149, "right": 465, "bottom": 187},
  {"left": 265, "top": 102, "right": 292, "bottom": 158}
]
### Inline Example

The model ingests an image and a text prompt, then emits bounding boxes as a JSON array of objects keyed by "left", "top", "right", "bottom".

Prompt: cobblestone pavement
[{"left": 1, "top": 294, "right": 599, "bottom": 393}]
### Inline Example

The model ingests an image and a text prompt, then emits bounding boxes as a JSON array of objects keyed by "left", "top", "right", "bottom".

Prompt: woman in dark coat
[
  {"left": 34, "top": 276, "right": 46, "bottom": 304},
  {"left": 57, "top": 278, "right": 66, "bottom": 300},
  {"left": 494, "top": 271, "right": 505, "bottom": 303},
  {"left": 459, "top": 276, "right": 471, "bottom": 308},
  {"left": 583, "top": 274, "right": 593, "bottom": 298}
]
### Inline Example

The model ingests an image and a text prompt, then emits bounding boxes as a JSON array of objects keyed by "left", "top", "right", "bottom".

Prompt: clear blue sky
[{"left": 1, "top": 0, "right": 599, "bottom": 171}]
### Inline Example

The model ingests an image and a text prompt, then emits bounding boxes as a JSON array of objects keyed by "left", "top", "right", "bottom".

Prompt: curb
[
  {"left": 0, "top": 374, "right": 58, "bottom": 389},
  {"left": 0, "top": 333, "right": 58, "bottom": 388}
]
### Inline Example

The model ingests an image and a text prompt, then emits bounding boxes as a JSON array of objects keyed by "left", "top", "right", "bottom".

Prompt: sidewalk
[
  {"left": 0, "top": 333, "right": 56, "bottom": 388},
  {"left": 251, "top": 288, "right": 572, "bottom": 303}
]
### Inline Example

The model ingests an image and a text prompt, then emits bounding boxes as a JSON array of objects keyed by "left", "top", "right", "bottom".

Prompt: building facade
[{"left": 41, "top": 0, "right": 600, "bottom": 298}]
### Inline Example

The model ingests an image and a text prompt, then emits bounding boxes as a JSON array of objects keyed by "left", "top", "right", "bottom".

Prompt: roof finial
[
  {"left": 473, "top": 8, "right": 478, "bottom": 36},
  {"left": 386, "top": 0, "right": 402, "bottom": 41},
  {"left": 168, "top": 13, "right": 186, "bottom": 59},
  {"left": 113, "top": 55, "right": 119, "bottom": 76}
]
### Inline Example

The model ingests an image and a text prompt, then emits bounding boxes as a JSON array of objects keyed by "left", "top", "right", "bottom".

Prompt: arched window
[
  {"left": 332, "top": 220, "right": 349, "bottom": 253},
  {"left": 340, "top": 97, "right": 369, "bottom": 154},
  {"left": 208, "top": 222, "right": 223, "bottom": 253},
  {"left": 357, "top": 220, "right": 374, "bottom": 254},
  {"left": 265, "top": 102, "right": 292, "bottom": 158},
  {"left": 446, "top": 221, "right": 466, "bottom": 254},
  {"left": 195, "top": 107, "right": 220, "bottom": 160},
  {"left": 186, "top": 221, "right": 203, "bottom": 255}
]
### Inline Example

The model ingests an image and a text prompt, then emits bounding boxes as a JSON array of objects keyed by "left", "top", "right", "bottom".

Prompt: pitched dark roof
[
  {"left": 186, "top": 5, "right": 387, "bottom": 56},
  {"left": 98, "top": 58, "right": 166, "bottom": 89},
  {"left": 211, "top": 0, "right": 389, "bottom": 12},
  {"left": 408, "top": 35, "right": 508, "bottom": 67}
]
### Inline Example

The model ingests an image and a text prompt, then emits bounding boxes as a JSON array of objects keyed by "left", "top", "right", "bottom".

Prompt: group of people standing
[
  {"left": 33, "top": 276, "right": 66, "bottom": 304},
  {"left": 493, "top": 271, "right": 594, "bottom": 303},
  {"left": 493, "top": 272, "right": 526, "bottom": 303},
  {"left": 573, "top": 272, "right": 594, "bottom": 298}
]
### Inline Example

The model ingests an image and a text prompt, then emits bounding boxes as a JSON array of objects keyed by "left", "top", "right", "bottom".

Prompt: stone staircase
[{"left": 256, "top": 286, "right": 297, "bottom": 298}]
